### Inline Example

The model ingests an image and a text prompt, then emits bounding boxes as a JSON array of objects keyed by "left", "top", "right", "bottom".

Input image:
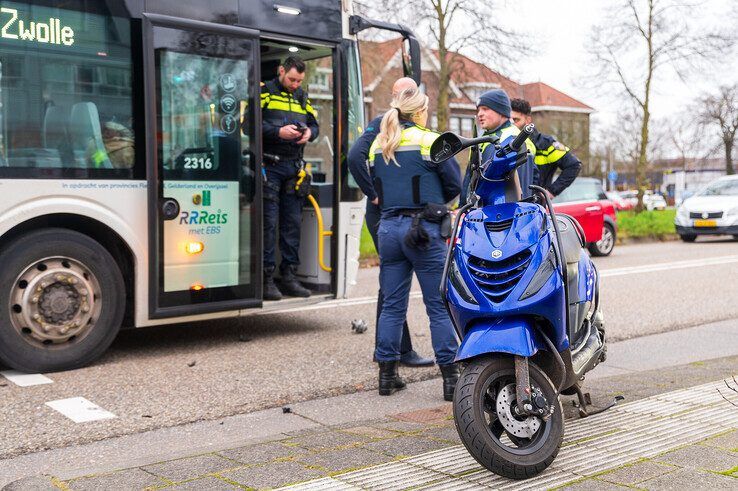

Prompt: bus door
[{"left": 144, "top": 14, "right": 261, "bottom": 318}]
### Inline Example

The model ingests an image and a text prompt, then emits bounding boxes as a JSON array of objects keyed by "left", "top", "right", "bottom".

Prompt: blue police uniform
[
  {"left": 530, "top": 130, "right": 581, "bottom": 196},
  {"left": 260, "top": 78, "right": 319, "bottom": 274},
  {"left": 367, "top": 123, "right": 461, "bottom": 365},
  {"left": 348, "top": 116, "right": 421, "bottom": 361},
  {"left": 460, "top": 120, "right": 537, "bottom": 203}
]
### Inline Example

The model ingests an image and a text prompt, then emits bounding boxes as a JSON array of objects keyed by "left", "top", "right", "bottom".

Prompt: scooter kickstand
[{"left": 572, "top": 386, "right": 625, "bottom": 418}]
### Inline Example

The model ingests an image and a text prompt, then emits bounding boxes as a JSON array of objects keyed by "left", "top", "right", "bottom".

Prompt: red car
[{"left": 552, "top": 177, "right": 617, "bottom": 256}]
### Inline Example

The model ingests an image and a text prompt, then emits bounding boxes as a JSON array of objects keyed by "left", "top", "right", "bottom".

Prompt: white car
[
  {"left": 643, "top": 192, "right": 667, "bottom": 211},
  {"left": 675, "top": 175, "right": 738, "bottom": 242}
]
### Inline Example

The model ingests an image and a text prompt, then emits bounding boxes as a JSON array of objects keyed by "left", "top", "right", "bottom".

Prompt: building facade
[{"left": 359, "top": 39, "right": 594, "bottom": 168}]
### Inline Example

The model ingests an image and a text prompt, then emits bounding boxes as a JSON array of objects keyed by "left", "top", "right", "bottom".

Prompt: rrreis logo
[{"left": 1, "top": 7, "right": 75, "bottom": 46}]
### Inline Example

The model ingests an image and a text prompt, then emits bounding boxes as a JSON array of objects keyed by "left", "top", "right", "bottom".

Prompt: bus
[{"left": 0, "top": 0, "right": 421, "bottom": 372}]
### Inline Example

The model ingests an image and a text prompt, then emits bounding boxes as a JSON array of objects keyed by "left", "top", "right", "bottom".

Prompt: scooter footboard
[{"left": 455, "top": 316, "right": 545, "bottom": 361}]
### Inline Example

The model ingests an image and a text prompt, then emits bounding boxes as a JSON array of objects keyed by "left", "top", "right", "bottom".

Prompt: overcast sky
[{"left": 484, "top": 0, "right": 738, "bottom": 130}]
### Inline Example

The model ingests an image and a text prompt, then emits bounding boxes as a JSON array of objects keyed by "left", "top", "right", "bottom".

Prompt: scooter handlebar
[{"left": 510, "top": 123, "right": 535, "bottom": 152}]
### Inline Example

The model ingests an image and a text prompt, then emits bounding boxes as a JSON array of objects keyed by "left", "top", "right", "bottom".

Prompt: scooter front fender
[{"left": 455, "top": 316, "right": 543, "bottom": 361}]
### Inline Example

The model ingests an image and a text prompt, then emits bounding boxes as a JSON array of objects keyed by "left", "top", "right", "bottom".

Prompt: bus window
[
  {"left": 344, "top": 41, "right": 365, "bottom": 196},
  {"left": 0, "top": 2, "right": 134, "bottom": 174},
  {"left": 300, "top": 53, "right": 334, "bottom": 185}
]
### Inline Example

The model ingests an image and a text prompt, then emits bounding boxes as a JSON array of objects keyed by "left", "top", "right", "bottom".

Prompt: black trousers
[{"left": 365, "top": 201, "right": 413, "bottom": 355}]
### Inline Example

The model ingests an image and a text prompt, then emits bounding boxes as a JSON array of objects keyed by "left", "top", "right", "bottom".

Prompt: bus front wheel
[{"left": 0, "top": 229, "right": 125, "bottom": 373}]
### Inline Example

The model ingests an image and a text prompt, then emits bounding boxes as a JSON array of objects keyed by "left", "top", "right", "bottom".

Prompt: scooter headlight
[
  {"left": 449, "top": 260, "right": 478, "bottom": 304},
  {"left": 519, "top": 246, "right": 557, "bottom": 301}
]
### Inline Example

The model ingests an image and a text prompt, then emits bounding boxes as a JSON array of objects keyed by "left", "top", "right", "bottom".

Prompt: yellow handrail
[{"left": 306, "top": 194, "right": 333, "bottom": 272}]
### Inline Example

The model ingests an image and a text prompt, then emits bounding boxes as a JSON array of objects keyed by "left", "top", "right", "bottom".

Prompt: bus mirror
[{"left": 401, "top": 36, "right": 421, "bottom": 85}]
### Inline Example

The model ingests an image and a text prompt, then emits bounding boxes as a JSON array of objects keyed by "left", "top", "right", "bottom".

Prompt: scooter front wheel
[{"left": 453, "top": 356, "right": 563, "bottom": 479}]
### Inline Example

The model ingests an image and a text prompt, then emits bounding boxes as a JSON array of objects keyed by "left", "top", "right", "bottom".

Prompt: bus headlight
[
  {"left": 519, "top": 247, "right": 557, "bottom": 301},
  {"left": 186, "top": 242, "right": 204, "bottom": 255}
]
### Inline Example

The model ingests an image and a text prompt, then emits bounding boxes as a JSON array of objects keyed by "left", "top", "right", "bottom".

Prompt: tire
[
  {"left": 0, "top": 228, "right": 125, "bottom": 372},
  {"left": 680, "top": 234, "right": 697, "bottom": 243},
  {"left": 453, "top": 357, "right": 564, "bottom": 479},
  {"left": 588, "top": 223, "right": 616, "bottom": 256}
]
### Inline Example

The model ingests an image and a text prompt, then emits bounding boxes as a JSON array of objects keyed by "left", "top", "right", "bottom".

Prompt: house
[{"left": 359, "top": 39, "right": 594, "bottom": 166}]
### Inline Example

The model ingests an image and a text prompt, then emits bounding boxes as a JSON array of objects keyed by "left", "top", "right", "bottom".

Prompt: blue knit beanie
[{"left": 476, "top": 89, "right": 511, "bottom": 118}]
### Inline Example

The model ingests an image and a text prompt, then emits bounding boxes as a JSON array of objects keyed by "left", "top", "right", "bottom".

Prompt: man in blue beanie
[{"left": 460, "top": 89, "right": 537, "bottom": 203}]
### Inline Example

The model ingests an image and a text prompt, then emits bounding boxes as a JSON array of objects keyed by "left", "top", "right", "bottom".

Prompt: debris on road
[{"left": 351, "top": 319, "right": 368, "bottom": 334}]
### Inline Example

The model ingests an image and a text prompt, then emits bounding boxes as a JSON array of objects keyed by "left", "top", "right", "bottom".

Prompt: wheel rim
[
  {"left": 596, "top": 226, "right": 614, "bottom": 254},
  {"left": 10, "top": 256, "right": 102, "bottom": 349},
  {"left": 480, "top": 372, "right": 551, "bottom": 455}
]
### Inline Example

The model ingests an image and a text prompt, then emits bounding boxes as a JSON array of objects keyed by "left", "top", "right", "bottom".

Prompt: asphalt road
[{"left": 1, "top": 237, "right": 737, "bottom": 459}]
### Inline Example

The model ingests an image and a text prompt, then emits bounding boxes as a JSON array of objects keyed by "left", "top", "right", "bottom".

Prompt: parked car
[
  {"left": 606, "top": 191, "right": 634, "bottom": 211},
  {"left": 618, "top": 190, "right": 638, "bottom": 208},
  {"left": 643, "top": 191, "right": 667, "bottom": 211},
  {"left": 552, "top": 177, "right": 618, "bottom": 256},
  {"left": 675, "top": 175, "right": 738, "bottom": 242}
]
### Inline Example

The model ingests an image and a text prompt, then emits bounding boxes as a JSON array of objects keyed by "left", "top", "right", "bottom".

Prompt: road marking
[
  {"left": 261, "top": 255, "right": 738, "bottom": 316},
  {"left": 46, "top": 397, "right": 116, "bottom": 423},
  {"left": 600, "top": 254, "right": 738, "bottom": 278},
  {"left": 279, "top": 379, "right": 738, "bottom": 490},
  {"left": 0, "top": 370, "right": 53, "bottom": 387}
]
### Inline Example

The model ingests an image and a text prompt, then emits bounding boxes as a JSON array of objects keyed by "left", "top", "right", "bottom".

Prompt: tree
[
  {"left": 355, "top": 0, "right": 527, "bottom": 131},
  {"left": 699, "top": 84, "right": 738, "bottom": 175},
  {"left": 588, "top": 0, "right": 732, "bottom": 211}
]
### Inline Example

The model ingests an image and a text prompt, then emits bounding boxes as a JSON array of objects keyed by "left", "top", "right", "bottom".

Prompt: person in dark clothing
[
  {"left": 347, "top": 77, "right": 433, "bottom": 367},
  {"left": 261, "top": 56, "right": 319, "bottom": 300},
  {"left": 510, "top": 98, "right": 582, "bottom": 198}
]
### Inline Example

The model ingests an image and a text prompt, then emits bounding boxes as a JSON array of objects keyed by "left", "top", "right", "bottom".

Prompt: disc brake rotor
[{"left": 496, "top": 383, "right": 542, "bottom": 439}]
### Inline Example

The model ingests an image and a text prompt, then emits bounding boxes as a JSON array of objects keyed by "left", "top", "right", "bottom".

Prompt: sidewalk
[{"left": 2, "top": 320, "right": 738, "bottom": 490}]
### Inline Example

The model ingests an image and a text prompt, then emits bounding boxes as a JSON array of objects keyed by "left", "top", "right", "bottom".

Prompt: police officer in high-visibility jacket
[
  {"left": 511, "top": 98, "right": 581, "bottom": 199},
  {"left": 460, "top": 89, "right": 537, "bottom": 203},
  {"left": 348, "top": 77, "right": 433, "bottom": 368},
  {"left": 260, "top": 56, "right": 319, "bottom": 300},
  {"left": 366, "top": 88, "right": 461, "bottom": 400}
]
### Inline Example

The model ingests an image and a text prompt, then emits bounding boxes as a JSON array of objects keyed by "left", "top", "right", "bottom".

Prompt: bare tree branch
[
  {"left": 587, "top": 0, "right": 735, "bottom": 211},
  {"left": 357, "top": 0, "right": 530, "bottom": 130}
]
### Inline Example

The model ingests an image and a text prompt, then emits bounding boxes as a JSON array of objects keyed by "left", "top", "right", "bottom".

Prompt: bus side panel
[
  {"left": 336, "top": 199, "right": 366, "bottom": 298},
  {"left": 0, "top": 180, "right": 240, "bottom": 328}
]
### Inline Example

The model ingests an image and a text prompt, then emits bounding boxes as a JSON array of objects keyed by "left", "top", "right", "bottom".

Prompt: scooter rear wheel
[{"left": 453, "top": 356, "right": 563, "bottom": 479}]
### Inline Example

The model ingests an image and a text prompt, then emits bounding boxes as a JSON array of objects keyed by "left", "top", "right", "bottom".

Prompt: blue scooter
[{"left": 430, "top": 125, "right": 621, "bottom": 479}]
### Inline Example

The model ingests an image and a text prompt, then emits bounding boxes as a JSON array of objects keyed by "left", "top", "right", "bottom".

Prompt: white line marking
[
  {"left": 46, "top": 397, "right": 116, "bottom": 423},
  {"left": 600, "top": 255, "right": 738, "bottom": 278},
  {"left": 261, "top": 255, "right": 738, "bottom": 315},
  {"left": 1, "top": 370, "right": 53, "bottom": 387}
]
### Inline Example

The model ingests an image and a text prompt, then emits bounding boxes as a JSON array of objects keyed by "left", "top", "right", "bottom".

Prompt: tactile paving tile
[{"left": 278, "top": 378, "right": 738, "bottom": 491}]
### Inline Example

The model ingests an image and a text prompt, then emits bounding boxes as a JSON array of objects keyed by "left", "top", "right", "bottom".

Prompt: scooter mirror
[{"left": 430, "top": 132, "right": 464, "bottom": 163}]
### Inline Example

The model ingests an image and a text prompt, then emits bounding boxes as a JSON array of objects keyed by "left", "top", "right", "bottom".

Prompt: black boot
[
  {"left": 378, "top": 361, "right": 406, "bottom": 396},
  {"left": 439, "top": 364, "right": 460, "bottom": 401},
  {"left": 279, "top": 265, "right": 311, "bottom": 298},
  {"left": 400, "top": 350, "right": 435, "bottom": 367},
  {"left": 263, "top": 267, "right": 282, "bottom": 301}
]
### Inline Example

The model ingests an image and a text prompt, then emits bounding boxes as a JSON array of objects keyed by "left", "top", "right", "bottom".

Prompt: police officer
[
  {"left": 461, "top": 89, "right": 537, "bottom": 203},
  {"left": 261, "top": 56, "right": 319, "bottom": 300},
  {"left": 347, "top": 77, "right": 433, "bottom": 368},
  {"left": 366, "top": 88, "right": 461, "bottom": 400},
  {"left": 510, "top": 98, "right": 581, "bottom": 198}
]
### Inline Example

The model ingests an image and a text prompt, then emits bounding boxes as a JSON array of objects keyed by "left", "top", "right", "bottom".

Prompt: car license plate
[{"left": 693, "top": 219, "right": 717, "bottom": 227}]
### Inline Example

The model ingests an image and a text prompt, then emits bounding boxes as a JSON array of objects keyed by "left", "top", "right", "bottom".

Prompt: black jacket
[{"left": 260, "top": 78, "right": 319, "bottom": 159}]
